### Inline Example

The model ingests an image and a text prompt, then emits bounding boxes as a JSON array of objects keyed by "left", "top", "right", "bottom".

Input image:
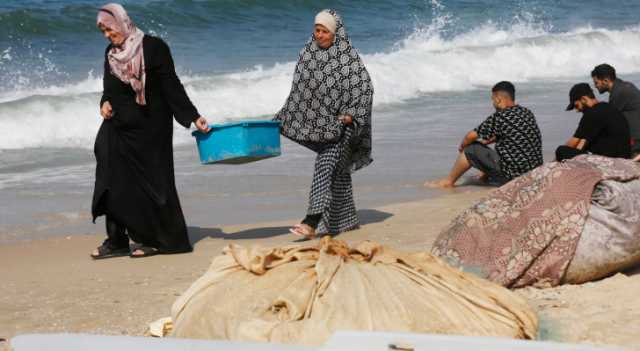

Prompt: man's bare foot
[{"left": 424, "top": 178, "right": 455, "bottom": 188}]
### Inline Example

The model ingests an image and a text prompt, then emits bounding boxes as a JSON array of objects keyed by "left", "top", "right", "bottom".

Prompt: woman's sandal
[
  {"left": 289, "top": 224, "right": 316, "bottom": 240},
  {"left": 90, "top": 244, "right": 130, "bottom": 260},
  {"left": 130, "top": 246, "right": 159, "bottom": 258}
]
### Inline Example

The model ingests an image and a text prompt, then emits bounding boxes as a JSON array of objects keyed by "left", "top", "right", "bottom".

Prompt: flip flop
[
  {"left": 130, "top": 246, "right": 159, "bottom": 258},
  {"left": 289, "top": 224, "right": 316, "bottom": 240},
  {"left": 90, "top": 245, "right": 130, "bottom": 260}
]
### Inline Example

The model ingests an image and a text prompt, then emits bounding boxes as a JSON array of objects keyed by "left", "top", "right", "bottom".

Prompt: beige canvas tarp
[{"left": 169, "top": 237, "right": 537, "bottom": 345}]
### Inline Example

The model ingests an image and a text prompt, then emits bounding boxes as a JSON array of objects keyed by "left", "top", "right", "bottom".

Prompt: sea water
[{"left": 1, "top": 0, "right": 640, "bottom": 242}]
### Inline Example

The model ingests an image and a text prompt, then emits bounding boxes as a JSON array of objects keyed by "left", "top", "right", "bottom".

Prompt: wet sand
[{"left": 1, "top": 189, "right": 639, "bottom": 350}]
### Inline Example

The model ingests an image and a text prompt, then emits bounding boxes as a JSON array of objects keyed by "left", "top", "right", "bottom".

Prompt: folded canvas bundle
[
  {"left": 565, "top": 178, "right": 640, "bottom": 283},
  {"left": 433, "top": 155, "right": 640, "bottom": 288},
  {"left": 169, "top": 237, "right": 537, "bottom": 345}
]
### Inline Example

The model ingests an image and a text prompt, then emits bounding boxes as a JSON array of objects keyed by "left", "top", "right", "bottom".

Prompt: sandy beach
[{"left": 1, "top": 188, "right": 639, "bottom": 350}]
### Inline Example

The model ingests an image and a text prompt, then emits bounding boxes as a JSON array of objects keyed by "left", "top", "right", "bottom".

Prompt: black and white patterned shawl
[{"left": 274, "top": 9, "right": 373, "bottom": 172}]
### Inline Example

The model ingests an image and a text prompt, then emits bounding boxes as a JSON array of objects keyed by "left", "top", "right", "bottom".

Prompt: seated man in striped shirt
[{"left": 425, "top": 81, "right": 544, "bottom": 188}]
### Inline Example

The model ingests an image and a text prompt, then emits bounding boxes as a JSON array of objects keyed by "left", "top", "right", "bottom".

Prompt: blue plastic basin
[{"left": 192, "top": 120, "right": 281, "bottom": 165}]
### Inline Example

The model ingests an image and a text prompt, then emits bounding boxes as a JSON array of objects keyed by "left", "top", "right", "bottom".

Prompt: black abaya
[{"left": 92, "top": 35, "right": 198, "bottom": 253}]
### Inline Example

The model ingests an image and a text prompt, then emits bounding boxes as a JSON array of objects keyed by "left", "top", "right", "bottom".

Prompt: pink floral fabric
[
  {"left": 97, "top": 3, "right": 146, "bottom": 105},
  {"left": 432, "top": 155, "right": 640, "bottom": 288}
]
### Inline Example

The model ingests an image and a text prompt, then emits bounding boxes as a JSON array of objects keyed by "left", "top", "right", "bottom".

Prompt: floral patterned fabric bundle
[{"left": 432, "top": 155, "right": 640, "bottom": 288}]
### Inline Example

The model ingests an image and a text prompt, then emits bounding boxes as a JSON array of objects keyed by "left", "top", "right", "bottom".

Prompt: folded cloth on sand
[
  {"left": 169, "top": 237, "right": 537, "bottom": 345},
  {"left": 432, "top": 155, "right": 640, "bottom": 288},
  {"left": 565, "top": 178, "right": 640, "bottom": 283}
]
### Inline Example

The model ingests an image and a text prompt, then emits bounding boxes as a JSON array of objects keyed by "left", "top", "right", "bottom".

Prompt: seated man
[
  {"left": 556, "top": 83, "right": 631, "bottom": 161},
  {"left": 591, "top": 63, "right": 640, "bottom": 156},
  {"left": 426, "top": 81, "right": 543, "bottom": 188}
]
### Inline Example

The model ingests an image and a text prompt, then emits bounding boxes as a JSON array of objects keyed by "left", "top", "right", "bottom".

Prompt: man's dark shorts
[
  {"left": 555, "top": 145, "right": 586, "bottom": 162},
  {"left": 463, "top": 143, "right": 509, "bottom": 185}
]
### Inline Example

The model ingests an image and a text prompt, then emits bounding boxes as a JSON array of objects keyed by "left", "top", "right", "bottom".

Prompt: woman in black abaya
[{"left": 91, "top": 3, "right": 210, "bottom": 258}]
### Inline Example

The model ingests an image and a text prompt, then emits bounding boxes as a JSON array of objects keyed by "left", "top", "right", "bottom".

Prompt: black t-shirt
[{"left": 574, "top": 102, "right": 631, "bottom": 158}]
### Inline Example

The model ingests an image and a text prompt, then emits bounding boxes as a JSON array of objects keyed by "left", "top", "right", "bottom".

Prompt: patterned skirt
[{"left": 305, "top": 128, "right": 359, "bottom": 235}]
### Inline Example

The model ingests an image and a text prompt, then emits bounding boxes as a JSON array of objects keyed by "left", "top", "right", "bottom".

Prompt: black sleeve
[
  {"left": 100, "top": 46, "right": 113, "bottom": 108},
  {"left": 474, "top": 112, "right": 499, "bottom": 140},
  {"left": 154, "top": 38, "right": 200, "bottom": 128},
  {"left": 574, "top": 109, "right": 604, "bottom": 142}
]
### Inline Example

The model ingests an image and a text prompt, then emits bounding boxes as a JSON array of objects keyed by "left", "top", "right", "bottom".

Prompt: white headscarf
[{"left": 315, "top": 10, "right": 337, "bottom": 34}]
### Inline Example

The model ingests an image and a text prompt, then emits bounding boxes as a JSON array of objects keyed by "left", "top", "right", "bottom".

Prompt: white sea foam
[
  {"left": 2, "top": 23, "right": 640, "bottom": 149},
  {"left": 0, "top": 71, "right": 102, "bottom": 104}
]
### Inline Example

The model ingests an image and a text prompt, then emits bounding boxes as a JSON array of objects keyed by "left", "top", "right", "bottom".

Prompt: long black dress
[{"left": 92, "top": 35, "right": 198, "bottom": 254}]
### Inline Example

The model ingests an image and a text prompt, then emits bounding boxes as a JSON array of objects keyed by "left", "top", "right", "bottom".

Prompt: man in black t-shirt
[{"left": 556, "top": 83, "right": 631, "bottom": 161}]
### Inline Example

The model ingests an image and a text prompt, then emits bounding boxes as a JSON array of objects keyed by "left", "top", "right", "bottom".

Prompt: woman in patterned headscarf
[
  {"left": 275, "top": 9, "right": 374, "bottom": 239},
  {"left": 90, "top": 3, "right": 210, "bottom": 259}
]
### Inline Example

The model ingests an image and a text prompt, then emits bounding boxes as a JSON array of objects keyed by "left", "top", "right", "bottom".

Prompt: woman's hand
[
  {"left": 339, "top": 114, "right": 353, "bottom": 125},
  {"left": 100, "top": 101, "right": 113, "bottom": 119},
  {"left": 194, "top": 116, "right": 211, "bottom": 133},
  {"left": 633, "top": 154, "right": 640, "bottom": 162}
]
